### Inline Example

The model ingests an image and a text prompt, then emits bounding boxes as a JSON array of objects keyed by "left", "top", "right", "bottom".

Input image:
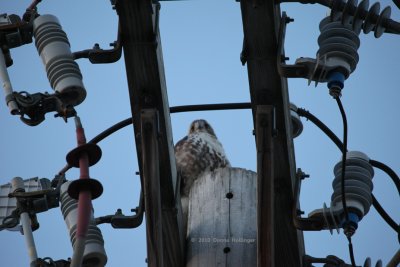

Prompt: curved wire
[
  {"left": 297, "top": 108, "right": 343, "bottom": 151},
  {"left": 372, "top": 194, "right": 399, "bottom": 233},
  {"left": 335, "top": 98, "right": 351, "bottom": 224},
  {"left": 369, "top": 160, "right": 400, "bottom": 197},
  {"left": 297, "top": 108, "right": 400, "bottom": 196},
  {"left": 335, "top": 97, "right": 356, "bottom": 267},
  {"left": 297, "top": 107, "right": 400, "bottom": 235},
  {"left": 56, "top": 101, "right": 400, "bottom": 239},
  {"left": 58, "top": 102, "right": 252, "bottom": 175}
]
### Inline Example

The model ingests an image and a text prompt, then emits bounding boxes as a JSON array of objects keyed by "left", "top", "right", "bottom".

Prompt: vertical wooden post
[
  {"left": 141, "top": 109, "right": 164, "bottom": 267},
  {"left": 256, "top": 106, "right": 275, "bottom": 267},
  {"left": 240, "top": 0, "right": 305, "bottom": 265},
  {"left": 116, "top": 1, "right": 184, "bottom": 266},
  {"left": 186, "top": 168, "right": 257, "bottom": 267}
]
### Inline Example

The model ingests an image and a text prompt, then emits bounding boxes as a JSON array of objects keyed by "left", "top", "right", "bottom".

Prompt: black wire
[
  {"left": 297, "top": 107, "right": 400, "bottom": 236},
  {"left": 369, "top": 160, "right": 400, "bottom": 197},
  {"left": 347, "top": 236, "right": 357, "bottom": 266},
  {"left": 335, "top": 98, "right": 350, "bottom": 222},
  {"left": 372, "top": 194, "right": 399, "bottom": 233},
  {"left": 58, "top": 102, "right": 252, "bottom": 175},
  {"left": 57, "top": 100, "right": 400, "bottom": 246},
  {"left": 0, "top": 211, "right": 20, "bottom": 231},
  {"left": 298, "top": 109, "right": 400, "bottom": 197},
  {"left": 170, "top": 102, "right": 252, "bottom": 113},
  {"left": 392, "top": 0, "right": 400, "bottom": 10},
  {"left": 89, "top": 118, "right": 133, "bottom": 145},
  {"left": 296, "top": 108, "right": 344, "bottom": 151},
  {"left": 335, "top": 97, "right": 356, "bottom": 267}
]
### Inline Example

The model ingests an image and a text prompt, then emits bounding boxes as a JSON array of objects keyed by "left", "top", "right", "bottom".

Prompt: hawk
[{"left": 175, "top": 119, "right": 230, "bottom": 234}]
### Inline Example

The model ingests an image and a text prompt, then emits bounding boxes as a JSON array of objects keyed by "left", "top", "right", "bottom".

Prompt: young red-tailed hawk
[{"left": 175, "top": 119, "right": 230, "bottom": 234}]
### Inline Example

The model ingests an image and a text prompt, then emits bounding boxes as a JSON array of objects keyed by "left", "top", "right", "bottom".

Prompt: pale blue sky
[{"left": 1, "top": 0, "right": 399, "bottom": 266}]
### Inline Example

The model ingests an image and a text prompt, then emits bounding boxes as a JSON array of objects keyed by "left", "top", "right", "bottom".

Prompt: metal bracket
[
  {"left": 303, "top": 254, "right": 353, "bottom": 267},
  {"left": 277, "top": 12, "right": 350, "bottom": 85},
  {"left": 0, "top": 12, "right": 34, "bottom": 52},
  {"left": 110, "top": 191, "right": 144, "bottom": 229},
  {"left": 11, "top": 91, "right": 76, "bottom": 126},
  {"left": 277, "top": 12, "right": 309, "bottom": 79},
  {"left": 292, "top": 168, "right": 326, "bottom": 231},
  {"left": 72, "top": 23, "right": 122, "bottom": 64}
]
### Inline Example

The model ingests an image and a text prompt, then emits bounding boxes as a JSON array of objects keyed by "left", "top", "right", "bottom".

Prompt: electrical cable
[
  {"left": 56, "top": 101, "right": 400, "bottom": 241},
  {"left": 0, "top": 209, "right": 20, "bottom": 231},
  {"left": 372, "top": 194, "right": 399, "bottom": 233},
  {"left": 392, "top": 0, "right": 400, "bottom": 10},
  {"left": 296, "top": 108, "right": 343, "bottom": 151},
  {"left": 57, "top": 102, "right": 252, "bottom": 175},
  {"left": 335, "top": 96, "right": 356, "bottom": 267},
  {"left": 335, "top": 97, "right": 350, "bottom": 223},
  {"left": 369, "top": 159, "right": 400, "bottom": 197},
  {"left": 55, "top": 100, "right": 399, "bottom": 246},
  {"left": 347, "top": 236, "right": 357, "bottom": 267},
  {"left": 297, "top": 108, "right": 400, "bottom": 196},
  {"left": 27, "top": 0, "right": 42, "bottom": 11},
  {"left": 297, "top": 107, "right": 400, "bottom": 236}
]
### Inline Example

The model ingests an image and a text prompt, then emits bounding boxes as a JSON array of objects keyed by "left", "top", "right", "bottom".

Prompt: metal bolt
[
  {"left": 285, "top": 17, "right": 294, "bottom": 24},
  {"left": 296, "top": 168, "right": 310, "bottom": 180},
  {"left": 131, "top": 207, "right": 139, "bottom": 213},
  {"left": 296, "top": 209, "right": 305, "bottom": 216},
  {"left": 226, "top": 192, "right": 233, "bottom": 199},
  {"left": 281, "top": 55, "right": 290, "bottom": 62}
]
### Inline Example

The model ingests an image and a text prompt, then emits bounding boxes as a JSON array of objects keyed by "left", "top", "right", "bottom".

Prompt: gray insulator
[
  {"left": 60, "top": 182, "right": 107, "bottom": 267},
  {"left": 331, "top": 151, "right": 374, "bottom": 218},
  {"left": 339, "top": 0, "right": 392, "bottom": 38},
  {"left": 375, "top": 6, "right": 391, "bottom": 38},
  {"left": 308, "top": 151, "right": 375, "bottom": 234},
  {"left": 364, "top": 257, "right": 383, "bottom": 267},
  {"left": 317, "top": 16, "right": 360, "bottom": 79},
  {"left": 33, "top": 15, "right": 86, "bottom": 106},
  {"left": 289, "top": 103, "right": 303, "bottom": 138}
]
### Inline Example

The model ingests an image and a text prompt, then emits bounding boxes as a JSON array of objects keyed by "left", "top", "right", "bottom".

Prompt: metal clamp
[{"left": 12, "top": 91, "right": 77, "bottom": 126}]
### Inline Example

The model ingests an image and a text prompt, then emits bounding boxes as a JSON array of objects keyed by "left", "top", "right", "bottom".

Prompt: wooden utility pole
[
  {"left": 116, "top": 0, "right": 303, "bottom": 266},
  {"left": 240, "top": 0, "right": 305, "bottom": 266},
  {"left": 186, "top": 168, "right": 257, "bottom": 267},
  {"left": 116, "top": 1, "right": 184, "bottom": 266},
  {"left": 256, "top": 106, "right": 275, "bottom": 267}
]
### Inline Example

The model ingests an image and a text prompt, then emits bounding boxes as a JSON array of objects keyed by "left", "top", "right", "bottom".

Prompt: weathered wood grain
[
  {"left": 116, "top": 1, "right": 184, "bottom": 266},
  {"left": 186, "top": 168, "right": 257, "bottom": 267},
  {"left": 240, "top": 0, "right": 305, "bottom": 266}
]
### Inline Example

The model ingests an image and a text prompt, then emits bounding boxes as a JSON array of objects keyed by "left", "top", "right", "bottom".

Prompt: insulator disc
[
  {"left": 363, "top": 2, "right": 380, "bottom": 34},
  {"left": 353, "top": 0, "right": 369, "bottom": 34},
  {"left": 364, "top": 257, "right": 371, "bottom": 267},
  {"left": 375, "top": 6, "right": 391, "bottom": 38},
  {"left": 342, "top": 0, "right": 358, "bottom": 25}
]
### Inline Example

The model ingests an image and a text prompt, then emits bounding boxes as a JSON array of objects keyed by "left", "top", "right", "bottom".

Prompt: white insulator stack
[
  {"left": 33, "top": 15, "right": 86, "bottom": 106},
  {"left": 60, "top": 181, "right": 107, "bottom": 267}
]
